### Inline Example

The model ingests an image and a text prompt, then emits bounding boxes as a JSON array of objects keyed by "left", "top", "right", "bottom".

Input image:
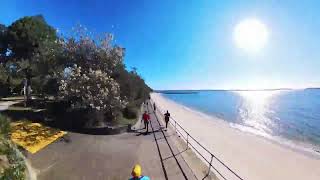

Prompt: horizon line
[{"left": 154, "top": 87, "right": 320, "bottom": 91}]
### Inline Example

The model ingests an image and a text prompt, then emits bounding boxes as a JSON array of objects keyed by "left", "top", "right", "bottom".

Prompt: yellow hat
[{"left": 131, "top": 164, "right": 142, "bottom": 177}]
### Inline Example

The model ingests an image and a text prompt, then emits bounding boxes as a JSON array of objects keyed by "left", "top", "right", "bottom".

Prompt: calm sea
[{"left": 162, "top": 89, "right": 320, "bottom": 152}]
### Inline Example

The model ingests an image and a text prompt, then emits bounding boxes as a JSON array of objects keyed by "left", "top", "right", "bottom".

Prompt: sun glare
[{"left": 234, "top": 18, "right": 269, "bottom": 53}]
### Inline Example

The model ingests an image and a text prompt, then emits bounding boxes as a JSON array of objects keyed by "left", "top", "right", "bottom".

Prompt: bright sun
[{"left": 234, "top": 18, "right": 269, "bottom": 53}]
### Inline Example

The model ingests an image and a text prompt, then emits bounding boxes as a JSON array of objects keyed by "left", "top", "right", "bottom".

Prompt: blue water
[{"left": 162, "top": 89, "right": 320, "bottom": 151}]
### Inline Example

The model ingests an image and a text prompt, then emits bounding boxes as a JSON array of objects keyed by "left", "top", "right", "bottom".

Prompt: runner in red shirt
[{"left": 142, "top": 111, "right": 150, "bottom": 133}]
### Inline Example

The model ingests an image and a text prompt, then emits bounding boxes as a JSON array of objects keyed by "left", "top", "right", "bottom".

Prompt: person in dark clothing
[
  {"left": 164, "top": 110, "right": 170, "bottom": 129},
  {"left": 142, "top": 111, "right": 150, "bottom": 133},
  {"left": 153, "top": 103, "right": 156, "bottom": 112}
]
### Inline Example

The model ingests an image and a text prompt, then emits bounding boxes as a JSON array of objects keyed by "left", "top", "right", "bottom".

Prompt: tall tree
[
  {"left": 6, "top": 15, "right": 58, "bottom": 103},
  {"left": 0, "top": 24, "right": 8, "bottom": 59},
  {"left": 7, "top": 15, "right": 57, "bottom": 58}
]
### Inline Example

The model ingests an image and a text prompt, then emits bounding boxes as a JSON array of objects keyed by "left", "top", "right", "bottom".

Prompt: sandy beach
[{"left": 151, "top": 93, "right": 320, "bottom": 180}]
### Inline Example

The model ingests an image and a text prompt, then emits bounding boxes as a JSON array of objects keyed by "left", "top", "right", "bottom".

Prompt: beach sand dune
[{"left": 151, "top": 93, "right": 320, "bottom": 180}]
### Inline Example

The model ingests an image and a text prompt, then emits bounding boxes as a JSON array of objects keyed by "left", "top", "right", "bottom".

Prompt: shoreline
[
  {"left": 151, "top": 92, "right": 320, "bottom": 180},
  {"left": 155, "top": 93, "right": 320, "bottom": 158}
]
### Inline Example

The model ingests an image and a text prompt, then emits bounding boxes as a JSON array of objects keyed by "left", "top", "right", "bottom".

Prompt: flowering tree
[
  {"left": 59, "top": 65, "right": 126, "bottom": 116},
  {"left": 62, "top": 26, "right": 124, "bottom": 75},
  {"left": 58, "top": 29, "right": 128, "bottom": 122}
]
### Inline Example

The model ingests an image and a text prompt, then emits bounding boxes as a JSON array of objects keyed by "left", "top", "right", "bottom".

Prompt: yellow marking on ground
[{"left": 10, "top": 121, "right": 66, "bottom": 154}]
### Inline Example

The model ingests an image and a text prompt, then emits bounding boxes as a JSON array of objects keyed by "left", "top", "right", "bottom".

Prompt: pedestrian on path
[
  {"left": 164, "top": 110, "right": 170, "bottom": 129},
  {"left": 129, "top": 164, "right": 150, "bottom": 180},
  {"left": 153, "top": 103, "right": 156, "bottom": 112},
  {"left": 142, "top": 111, "right": 150, "bottom": 133}
]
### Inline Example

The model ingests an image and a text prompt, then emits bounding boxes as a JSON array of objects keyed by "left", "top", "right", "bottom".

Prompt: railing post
[
  {"left": 206, "top": 154, "right": 214, "bottom": 177},
  {"left": 186, "top": 133, "right": 189, "bottom": 149},
  {"left": 175, "top": 121, "right": 177, "bottom": 133}
]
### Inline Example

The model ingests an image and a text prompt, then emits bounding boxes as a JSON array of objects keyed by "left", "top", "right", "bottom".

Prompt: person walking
[
  {"left": 142, "top": 111, "right": 150, "bottom": 133},
  {"left": 129, "top": 164, "right": 150, "bottom": 180},
  {"left": 153, "top": 103, "right": 156, "bottom": 112},
  {"left": 164, "top": 110, "right": 170, "bottom": 129}
]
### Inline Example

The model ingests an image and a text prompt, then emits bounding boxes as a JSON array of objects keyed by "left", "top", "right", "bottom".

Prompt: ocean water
[{"left": 161, "top": 89, "right": 320, "bottom": 152}]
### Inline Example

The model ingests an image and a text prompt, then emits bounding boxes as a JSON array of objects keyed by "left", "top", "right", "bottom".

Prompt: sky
[{"left": 1, "top": 0, "right": 320, "bottom": 90}]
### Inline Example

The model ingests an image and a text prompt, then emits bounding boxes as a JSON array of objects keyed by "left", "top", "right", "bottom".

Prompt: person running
[
  {"left": 142, "top": 111, "right": 150, "bottom": 133},
  {"left": 164, "top": 110, "right": 170, "bottom": 129},
  {"left": 129, "top": 164, "right": 150, "bottom": 180}
]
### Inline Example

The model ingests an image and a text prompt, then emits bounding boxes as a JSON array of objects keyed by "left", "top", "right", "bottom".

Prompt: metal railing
[{"left": 150, "top": 100, "right": 244, "bottom": 180}]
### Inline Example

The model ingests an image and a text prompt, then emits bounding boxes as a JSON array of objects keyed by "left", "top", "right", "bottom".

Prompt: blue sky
[{"left": 1, "top": 0, "right": 320, "bottom": 90}]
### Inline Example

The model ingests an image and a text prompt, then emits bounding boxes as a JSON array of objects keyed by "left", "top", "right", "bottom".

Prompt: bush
[
  {"left": 0, "top": 115, "right": 26, "bottom": 180},
  {"left": 123, "top": 105, "right": 137, "bottom": 119},
  {"left": 0, "top": 115, "right": 11, "bottom": 138},
  {"left": 0, "top": 82, "right": 10, "bottom": 98},
  {"left": 0, "top": 140, "right": 26, "bottom": 180},
  {"left": 42, "top": 78, "right": 59, "bottom": 95}
]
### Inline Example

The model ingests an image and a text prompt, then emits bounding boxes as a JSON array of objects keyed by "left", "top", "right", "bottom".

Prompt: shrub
[
  {"left": 0, "top": 115, "right": 26, "bottom": 180},
  {"left": 0, "top": 115, "right": 10, "bottom": 138},
  {"left": 123, "top": 105, "right": 137, "bottom": 119},
  {"left": 0, "top": 140, "right": 26, "bottom": 180}
]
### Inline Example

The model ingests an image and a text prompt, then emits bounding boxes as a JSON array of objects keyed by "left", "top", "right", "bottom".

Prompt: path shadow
[
  {"left": 154, "top": 134, "right": 175, "bottom": 141},
  {"left": 135, "top": 129, "right": 161, "bottom": 136},
  {"left": 162, "top": 148, "right": 190, "bottom": 161}
]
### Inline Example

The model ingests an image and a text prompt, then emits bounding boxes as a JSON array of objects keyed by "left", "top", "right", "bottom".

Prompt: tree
[
  {"left": 58, "top": 29, "right": 128, "bottom": 123},
  {"left": 7, "top": 15, "right": 57, "bottom": 58},
  {"left": 59, "top": 66, "right": 126, "bottom": 117},
  {"left": 6, "top": 15, "right": 59, "bottom": 102},
  {"left": 0, "top": 24, "right": 8, "bottom": 57},
  {"left": 62, "top": 30, "right": 123, "bottom": 75}
]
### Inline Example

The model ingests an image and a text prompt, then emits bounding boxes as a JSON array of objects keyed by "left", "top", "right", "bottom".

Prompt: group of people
[
  {"left": 141, "top": 102, "right": 171, "bottom": 133},
  {"left": 130, "top": 101, "right": 171, "bottom": 180}
]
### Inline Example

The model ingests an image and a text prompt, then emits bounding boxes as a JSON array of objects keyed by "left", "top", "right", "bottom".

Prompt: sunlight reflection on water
[{"left": 236, "top": 91, "right": 281, "bottom": 135}]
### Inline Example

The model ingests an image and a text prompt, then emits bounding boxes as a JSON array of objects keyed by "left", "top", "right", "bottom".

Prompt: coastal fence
[{"left": 150, "top": 99, "right": 244, "bottom": 180}]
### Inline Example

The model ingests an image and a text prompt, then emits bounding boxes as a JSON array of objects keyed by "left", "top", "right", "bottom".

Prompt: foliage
[
  {"left": 0, "top": 116, "right": 26, "bottom": 180},
  {"left": 58, "top": 28, "right": 134, "bottom": 120},
  {"left": 0, "top": 24, "right": 8, "bottom": 57},
  {"left": 59, "top": 66, "right": 126, "bottom": 115},
  {"left": 1, "top": 15, "right": 152, "bottom": 122},
  {"left": 122, "top": 104, "right": 138, "bottom": 119},
  {"left": 7, "top": 15, "right": 57, "bottom": 59},
  {"left": 2, "top": 15, "right": 63, "bottom": 96},
  {"left": 115, "top": 65, "right": 152, "bottom": 103},
  {"left": 62, "top": 27, "right": 123, "bottom": 74},
  {"left": 1, "top": 164, "right": 26, "bottom": 180},
  {"left": 0, "top": 115, "right": 10, "bottom": 138},
  {"left": 0, "top": 140, "right": 26, "bottom": 180}
]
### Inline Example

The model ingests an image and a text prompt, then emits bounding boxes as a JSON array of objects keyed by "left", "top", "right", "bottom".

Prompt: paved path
[
  {"left": 0, "top": 100, "right": 22, "bottom": 111},
  {"left": 26, "top": 102, "right": 199, "bottom": 180}
]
